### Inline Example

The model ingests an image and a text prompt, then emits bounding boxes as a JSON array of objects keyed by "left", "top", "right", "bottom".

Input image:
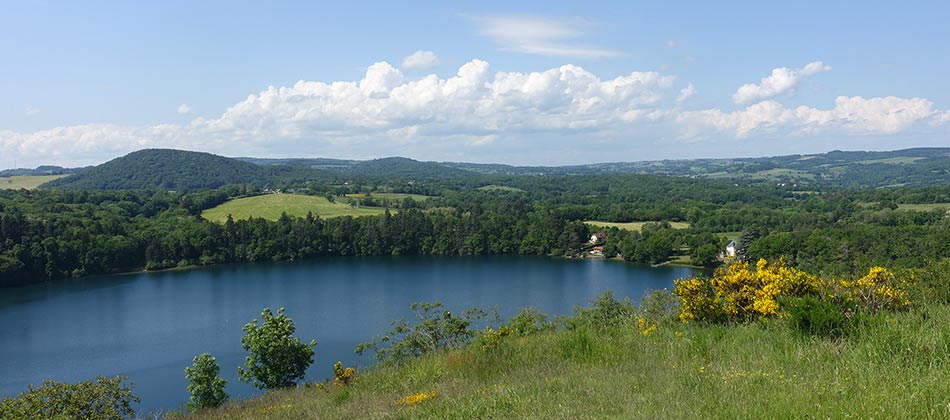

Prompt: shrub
[
  {"left": 673, "top": 259, "right": 910, "bottom": 324},
  {"left": 638, "top": 289, "right": 682, "bottom": 323},
  {"left": 836, "top": 266, "right": 911, "bottom": 313},
  {"left": 332, "top": 361, "right": 356, "bottom": 387},
  {"left": 0, "top": 376, "right": 138, "bottom": 420},
  {"left": 238, "top": 307, "right": 317, "bottom": 389},
  {"left": 780, "top": 296, "right": 848, "bottom": 338},
  {"left": 185, "top": 353, "right": 228, "bottom": 411},
  {"left": 355, "top": 302, "right": 486, "bottom": 364},
  {"left": 503, "top": 307, "right": 550, "bottom": 336},
  {"left": 571, "top": 291, "right": 635, "bottom": 329}
]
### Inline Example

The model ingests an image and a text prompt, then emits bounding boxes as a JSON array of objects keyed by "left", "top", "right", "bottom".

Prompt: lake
[{"left": 0, "top": 256, "right": 699, "bottom": 414}]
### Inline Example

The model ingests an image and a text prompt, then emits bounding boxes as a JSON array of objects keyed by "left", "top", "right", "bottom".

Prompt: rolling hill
[
  {"left": 32, "top": 147, "right": 950, "bottom": 190},
  {"left": 43, "top": 149, "right": 326, "bottom": 190}
]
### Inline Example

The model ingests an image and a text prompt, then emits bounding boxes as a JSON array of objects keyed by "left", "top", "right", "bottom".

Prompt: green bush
[
  {"left": 185, "top": 353, "right": 228, "bottom": 411},
  {"left": 780, "top": 295, "right": 848, "bottom": 338},
  {"left": 238, "top": 307, "right": 317, "bottom": 389},
  {"left": 571, "top": 291, "right": 635, "bottom": 329},
  {"left": 638, "top": 289, "right": 682, "bottom": 323},
  {"left": 355, "top": 302, "right": 486, "bottom": 364},
  {"left": 503, "top": 307, "right": 550, "bottom": 336},
  {"left": 0, "top": 376, "right": 138, "bottom": 420}
]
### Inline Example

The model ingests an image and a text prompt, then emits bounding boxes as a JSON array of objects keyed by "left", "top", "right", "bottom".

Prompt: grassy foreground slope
[
  {"left": 201, "top": 194, "right": 389, "bottom": 222},
  {"left": 182, "top": 304, "right": 950, "bottom": 419}
]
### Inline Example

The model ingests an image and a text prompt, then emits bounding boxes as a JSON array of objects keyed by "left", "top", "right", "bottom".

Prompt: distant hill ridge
[
  {"left": 43, "top": 149, "right": 316, "bottom": 190},
  {"left": 36, "top": 147, "right": 950, "bottom": 190}
]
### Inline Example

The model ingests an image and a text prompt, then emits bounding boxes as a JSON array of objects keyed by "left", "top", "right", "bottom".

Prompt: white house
[
  {"left": 589, "top": 232, "right": 606, "bottom": 244},
  {"left": 725, "top": 240, "right": 737, "bottom": 258}
]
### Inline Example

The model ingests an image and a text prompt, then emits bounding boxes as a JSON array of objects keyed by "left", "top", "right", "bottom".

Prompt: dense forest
[{"left": 2, "top": 149, "right": 949, "bottom": 286}]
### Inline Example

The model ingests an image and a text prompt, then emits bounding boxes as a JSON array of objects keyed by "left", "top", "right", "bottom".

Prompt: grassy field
[
  {"left": 0, "top": 175, "right": 67, "bottom": 189},
  {"left": 179, "top": 299, "right": 950, "bottom": 419},
  {"left": 716, "top": 231, "right": 742, "bottom": 242},
  {"left": 201, "top": 194, "right": 390, "bottom": 222},
  {"left": 897, "top": 202, "right": 950, "bottom": 211},
  {"left": 342, "top": 192, "right": 431, "bottom": 201},
  {"left": 477, "top": 185, "right": 526, "bottom": 192},
  {"left": 584, "top": 220, "right": 690, "bottom": 231}
]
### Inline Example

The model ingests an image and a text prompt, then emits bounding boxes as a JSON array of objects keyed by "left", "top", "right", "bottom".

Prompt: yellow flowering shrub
[
  {"left": 333, "top": 361, "right": 356, "bottom": 387},
  {"left": 836, "top": 266, "right": 911, "bottom": 313},
  {"left": 672, "top": 276, "right": 719, "bottom": 322},
  {"left": 673, "top": 259, "right": 906, "bottom": 322}
]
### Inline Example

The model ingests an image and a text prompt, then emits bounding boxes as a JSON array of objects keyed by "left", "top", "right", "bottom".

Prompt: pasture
[
  {"left": 0, "top": 175, "right": 67, "bottom": 189},
  {"left": 897, "top": 202, "right": 950, "bottom": 212},
  {"left": 342, "top": 192, "right": 431, "bottom": 201},
  {"left": 477, "top": 185, "right": 526, "bottom": 192},
  {"left": 201, "top": 194, "right": 390, "bottom": 223},
  {"left": 584, "top": 220, "right": 690, "bottom": 232}
]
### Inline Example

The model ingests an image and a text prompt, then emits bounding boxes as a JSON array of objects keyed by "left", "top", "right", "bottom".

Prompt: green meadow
[
  {"left": 0, "top": 175, "right": 67, "bottom": 190},
  {"left": 201, "top": 194, "right": 390, "bottom": 222},
  {"left": 584, "top": 220, "right": 690, "bottom": 232},
  {"left": 341, "top": 192, "right": 432, "bottom": 201},
  {"left": 477, "top": 185, "right": 526, "bottom": 192},
  {"left": 897, "top": 202, "right": 950, "bottom": 211}
]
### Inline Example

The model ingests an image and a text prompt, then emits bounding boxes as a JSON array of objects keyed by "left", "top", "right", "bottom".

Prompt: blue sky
[{"left": 2, "top": 0, "right": 949, "bottom": 168}]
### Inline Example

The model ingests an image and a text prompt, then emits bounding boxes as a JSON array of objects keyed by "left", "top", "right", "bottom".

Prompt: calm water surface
[{"left": 0, "top": 256, "right": 699, "bottom": 414}]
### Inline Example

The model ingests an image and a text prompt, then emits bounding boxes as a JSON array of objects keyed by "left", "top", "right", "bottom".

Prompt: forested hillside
[
  {"left": 31, "top": 147, "right": 950, "bottom": 191},
  {"left": 42, "top": 149, "right": 328, "bottom": 190},
  {"left": 3, "top": 169, "right": 949, "bottom": 285}
]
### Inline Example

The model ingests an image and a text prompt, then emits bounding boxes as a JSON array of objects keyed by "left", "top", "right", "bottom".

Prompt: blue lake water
[{"left": 0, "top": 255, "right": 699, "bottom": 414}]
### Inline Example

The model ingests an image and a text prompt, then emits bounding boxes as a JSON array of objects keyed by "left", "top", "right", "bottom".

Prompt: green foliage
[
  {"left": 503, "top": 307, "right": 550, "bottom": 336},
  {"left": 355, "top": 302, "right": 486, "bottom": 364},
  {"left": 779, "top": 296, "right": 848, "bottom": 338},
  {"left": 907, "top": 259, "right": 950, "bottom": 305},
  {"left": 5, "top": 148, "right": 950, "bottom": 286},
  {"left": 238, "top": 307, "right": 317, "bottom": 389},
  {"left": 638, "top": 289, "right": 682, "bottom": 323},
  {"left": 0, "top": 376, "right": 138, "bottom": 420},
  {"left": 570, "top": 291, "right": 635, "bottom": 329},
  {"left": 185, "top": 353, "right": 228, "bottom": 411}
]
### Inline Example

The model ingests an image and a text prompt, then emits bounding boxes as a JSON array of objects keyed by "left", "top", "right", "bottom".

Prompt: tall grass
[{"left": 177, "top": 295, "right": 950, "bottom": 419}]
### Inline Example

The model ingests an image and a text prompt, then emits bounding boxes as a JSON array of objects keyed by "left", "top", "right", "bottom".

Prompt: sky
[{"left": 2, "top": 0, "right": 949, "bottom": 168}]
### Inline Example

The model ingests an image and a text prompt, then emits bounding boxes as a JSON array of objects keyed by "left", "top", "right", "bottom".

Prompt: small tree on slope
[{"left": 238, "top": 307, "right": 317, "bottom": 389}]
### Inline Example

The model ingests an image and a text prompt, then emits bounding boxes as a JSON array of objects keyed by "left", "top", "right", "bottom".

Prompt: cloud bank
[{"left": 1, "top": 59, "right": 947, "bottom": 167}]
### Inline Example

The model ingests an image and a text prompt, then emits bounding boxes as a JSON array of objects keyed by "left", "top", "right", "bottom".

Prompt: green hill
[
  {"left": 42, "top": 149, "right": 323, "bottom": 190},
  {"left": 444, "top": 147, "right": 950, "bottom": 188}
]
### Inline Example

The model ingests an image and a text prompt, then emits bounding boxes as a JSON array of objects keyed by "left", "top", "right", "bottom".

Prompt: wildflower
[
  {"left": 637, "top": 318, "right": 657, "bottom": 336},
  {"left": 398, "top": 391, "right": 438, "bottom": 406}
]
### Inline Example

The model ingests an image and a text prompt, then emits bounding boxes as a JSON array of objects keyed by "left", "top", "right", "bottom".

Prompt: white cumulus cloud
[
  {"left": 733, "top": 61, "right": 831, "bottom": 105},
  {"left": 681, "top": 96, "right": 939, "bottom": 138},
  {"left": 2, "top": 58, "right": 948, "bottom": 168},
  {"left": 677, "top": 83, "right": 695, "bottom": 102},
  {"left": 401, "top": 50, "right": 440, "bottom": 71},
  {"left": 471, "top": 15, "right": 623, "bottom": 58},
  {"left": 177, "top": 104, "right": 192, "bottom": 115}
]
